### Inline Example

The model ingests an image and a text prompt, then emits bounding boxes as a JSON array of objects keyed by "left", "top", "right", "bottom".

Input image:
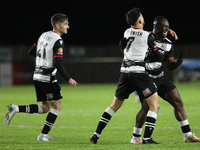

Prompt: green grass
[{"left": 1, "top": 82, "right": 200, "bottom": 150}]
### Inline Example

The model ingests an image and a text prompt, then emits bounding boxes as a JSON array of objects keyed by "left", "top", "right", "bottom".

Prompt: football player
[
  {"left": 90, "top": 7, "right": 165, "bottom": 144},
  {"left": 5, "top": 13, "right": 78, "bottom": 141},
  {"left": 130, "top": 16, "right": 200, "bottom": 144}
]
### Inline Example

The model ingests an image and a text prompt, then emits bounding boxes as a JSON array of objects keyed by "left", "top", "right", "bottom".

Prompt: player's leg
[
  {"left": 5, "top": 102, "right": 49, "bottom": 125},
  {"left": 142, "top": 92, "right": 160, "bottom": 144},
  {"left": 135, "top": 100, "right": 149, "bottom": 128},
  {"left": 90, "top": 73, "right": 131, "bottom": 144},
  {"left": 90, "top": 96, "right": 124, "bottom": 144},
  {"left": 164, "top": 88, "right": 200, "bottom": 142},
  {"left": 37, "top": 100, "right": 61, "bottom": 141},
  {"left": 37, "top": 82, "right": 62, "bottom": 141},
  {"left": 5, "top": 81, "right": 47, "bottom": 125},
  {"left": 164, "top": 88, "right": 186, "bottom": 121},
  {"left": 131, "top": 100, "right": 149, "bottom": 144},
  {"left": 128, "top": 73, "right": 159, "bottom": 144}
]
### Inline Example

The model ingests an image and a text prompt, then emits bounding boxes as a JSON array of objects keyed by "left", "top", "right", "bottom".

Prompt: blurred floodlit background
[{"left": 1, "top": 0, "right": 199, "bottom": 86}]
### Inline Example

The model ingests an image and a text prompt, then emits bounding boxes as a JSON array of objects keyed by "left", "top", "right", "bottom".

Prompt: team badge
[{"left": 142, "top": 88, "right": 152, "bottom": 97}]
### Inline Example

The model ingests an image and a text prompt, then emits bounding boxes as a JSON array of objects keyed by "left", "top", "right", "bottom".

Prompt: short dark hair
[
  {"left": 125, "top": 7, "right": 141, "bottom": 26},
  {"left": 153, "top": 16, "right": 167, "bottom": 25},
  {"left": 51, "top": 13, "right": 68, "bottom": 28}
]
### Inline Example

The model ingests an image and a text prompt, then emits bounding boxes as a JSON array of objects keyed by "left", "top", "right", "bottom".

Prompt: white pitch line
[{"left": 6, "top": 125, "right": 200, "bottom": 130}]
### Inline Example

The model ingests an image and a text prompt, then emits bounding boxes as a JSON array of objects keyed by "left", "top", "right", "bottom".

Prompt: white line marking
[{"left": 6, "top": 125, "right": 200, "bottom": 130}]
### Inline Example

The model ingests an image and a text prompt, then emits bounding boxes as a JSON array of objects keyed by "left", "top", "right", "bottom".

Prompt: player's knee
[
  {"left": 152, "top": 102, "right": 160, "bottom": 112},
  {"left": 56, "top": 105, "right": 62, "bottom": 111},
  {"left": 50, "top": 100, "right": 61, "bottom": 111},
  {"left": 40, "top": 104, "right": 50, "bottom": 113}
]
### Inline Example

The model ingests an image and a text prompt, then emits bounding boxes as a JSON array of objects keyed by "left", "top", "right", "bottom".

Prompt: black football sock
[
  {"left": 41, "top": 108, "right": 59, "bottom": 134},
  {"left": 143, "top": 111, "right": 157, "bottom": 140},
  {"left": 18, "top": 104, "right": 39, "bottom": 113},
  {"left": 95, "top": 107, "right": 115, "bottom": 136}
]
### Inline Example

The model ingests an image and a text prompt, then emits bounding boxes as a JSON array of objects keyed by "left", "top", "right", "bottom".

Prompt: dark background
[{"left": 1, "top": 0, "right": 199, "bottom": 46}]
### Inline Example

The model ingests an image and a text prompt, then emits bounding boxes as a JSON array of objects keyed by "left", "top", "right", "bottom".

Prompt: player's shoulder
[
  {"left": 50, "top": 31, "right": 62, "bottom": 40},
  {"left": 42, "top": 31, "right": 62, "bottom": 40},
  {"left": 124, "top": 27, "right": 132, "bottom": 35},
  {"left": 125, "top": 27, "right": 149, "bottom": 33},
  {"left": 55, "top": 39, "right": 64, "bottom": 46}
]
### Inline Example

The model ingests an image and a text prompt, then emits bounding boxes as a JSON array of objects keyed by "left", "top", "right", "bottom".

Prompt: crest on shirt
[
  {"left": 57, "top": 48, "right": 63, "bottom": 55},
  {"left": 142, "top": 88, "right": 152, "bottom": 97}
]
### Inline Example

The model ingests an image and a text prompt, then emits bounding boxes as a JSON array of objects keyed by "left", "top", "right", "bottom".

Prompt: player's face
[
  {"left": 155, "top": 19, "right": 169, "bottom": 38},
  {"left": 140, "top": 13, "right": 145, "bottom": 27},
  {"left": 58, "top": 20, "right": 70, "bottom": 35}
]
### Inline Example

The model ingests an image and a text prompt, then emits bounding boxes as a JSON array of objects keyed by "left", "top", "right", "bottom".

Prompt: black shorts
[
  {"left": 152, "top": 75, "right": 176, "bottom": 100},
  {"left": 34, "top": 81, "right": 62, "bottom": 102},
  {"left": 115, "top": 73, "right": 157, "bottom": 100}
]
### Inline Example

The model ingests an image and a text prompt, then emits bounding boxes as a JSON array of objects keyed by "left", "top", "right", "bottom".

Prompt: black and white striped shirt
[
  {"left": 29, "top": 31, "right": 71, "bottom": 83},
  {"left": 146, "top": 36, "right": 174, "bottom": 78}
]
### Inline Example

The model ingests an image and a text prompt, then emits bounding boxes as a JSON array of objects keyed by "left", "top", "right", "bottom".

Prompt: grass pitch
[{"left": 0, "top": 82, "right": 200, "bottom": 150}]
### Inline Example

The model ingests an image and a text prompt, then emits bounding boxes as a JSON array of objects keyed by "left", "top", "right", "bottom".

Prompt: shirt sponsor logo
[{"left": 57, "top": 48, "right": 63, "bottom": 55}]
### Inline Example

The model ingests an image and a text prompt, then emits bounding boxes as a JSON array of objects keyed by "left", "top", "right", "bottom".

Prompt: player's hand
[
  {"left": 176, "top": 53, "right": 183, "bottom": 67},
  {"left": 119, "top": 37, "right": 128, "bottom": 53},
  {"left": 68, "top": 78, "right": 78, "bottom": 87},
  {"left": 168, "top": 29, "right": 178, "bottom": 40}
]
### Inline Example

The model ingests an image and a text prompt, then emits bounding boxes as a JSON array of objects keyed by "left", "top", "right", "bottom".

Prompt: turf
[{"left": 0, "top": 82, "right": 200, "bottom": 150}]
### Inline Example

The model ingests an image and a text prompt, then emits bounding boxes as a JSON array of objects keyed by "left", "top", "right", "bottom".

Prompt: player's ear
[
  {"left": 139, "top": 19, "right": 143, "bottom": 25},
  {"left": 55, "top": 23, "right": 60, "bottom": 29}
]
